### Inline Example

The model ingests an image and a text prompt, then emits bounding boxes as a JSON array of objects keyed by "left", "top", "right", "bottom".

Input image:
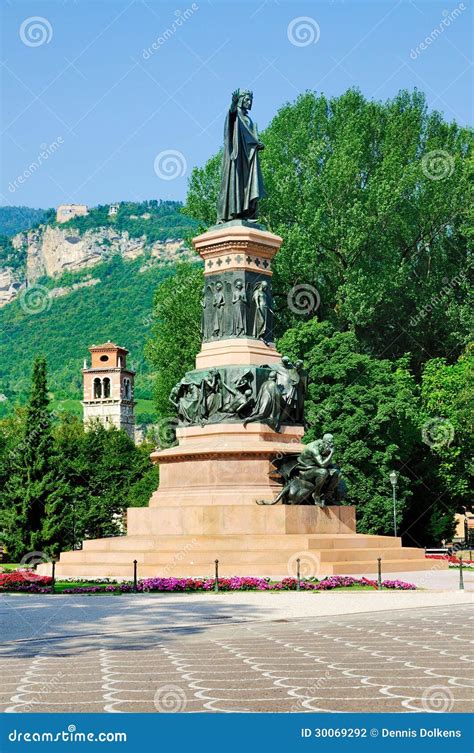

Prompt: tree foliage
[
  {"left": 0, "top": 206, "right": 51, "bottom": 237},
  {"left": 0, "top": 357, "right": 58, "bottom": 556},
  {"left": 145, "top": 262, "right": 203, "bottom": 419},
  {"left": 420, "top": 345, "right": 473, "bottom": 507},
  {"left": 278, "top": 322, "right": 418, "bottom": 534}
]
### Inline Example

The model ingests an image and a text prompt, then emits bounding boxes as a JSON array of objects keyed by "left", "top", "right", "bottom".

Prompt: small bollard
[
  {"left": 133, "top": 559, "right": 138, "bottom": 593},
  {"left": 296, "top": 557, "right": 301, "bottom": 592},
  {"left": 459, "top": 557, "right": 464, "bottom": 591},
  {"left": 377, "top": 557, "right": 382, "bottom": 589},
  {"left": 214, "top": 559, "right": 219, "bottom": 593},
  {"left": 51, "top": 560, "right": 56, "bottom": 593}
]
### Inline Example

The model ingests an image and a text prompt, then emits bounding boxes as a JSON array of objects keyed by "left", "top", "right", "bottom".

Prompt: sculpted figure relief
[
  {"left": 217, "top": 89, "right": 266, "bottom": 223},
  {"left": 198, "top": 368, "right": 233, "bottom": 421},
  {"left": 212, "top": 282, "right": 226, "bottom": 338},
  {"left": 257, "top": 433, "right": 346, "bottom": 507},
  {"left": 243, "top": 371, "right": 283, "bottom": 432},
  {"left": 200, "top": 294, "right": 209, "bottom": 340},
  {"left": 252, "top": 281, "right": 273, "bottom": 340},
  {"left": 271, "top": 356, "right": 308, "bottom": 424},
  {"left": 169, "top": 379, "right": 200, "bottom": 424},
  {"left": 222, "top": 371, "right": 255, "bottom": 418},
  {"left": 232, "top": 279, "right": 248, "bottom": 336}
]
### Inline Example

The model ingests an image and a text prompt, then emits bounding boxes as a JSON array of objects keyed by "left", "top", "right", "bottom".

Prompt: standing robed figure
[{"left": 217, "top": 89, "right": 266, "bottom": 223}]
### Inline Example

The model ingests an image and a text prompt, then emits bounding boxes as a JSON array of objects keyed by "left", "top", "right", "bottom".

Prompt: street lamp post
[{"left": 389, "top": 470, "right": 398, "bottom": 538}]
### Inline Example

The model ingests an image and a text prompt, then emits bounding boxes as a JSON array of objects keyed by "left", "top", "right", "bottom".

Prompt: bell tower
[{"left": 82, "top": 342, "right": 136, "bottom": 439}]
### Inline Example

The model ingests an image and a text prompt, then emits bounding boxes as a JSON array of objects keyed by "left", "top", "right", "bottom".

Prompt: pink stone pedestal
[{"left": 148, "top": 423, "right": 304, "bottom": 507}]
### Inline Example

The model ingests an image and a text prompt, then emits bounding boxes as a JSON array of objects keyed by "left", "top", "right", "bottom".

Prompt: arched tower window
[
  {"left": 123, "top": 378, "right": 131, "bottom": 400},
  {"left": 103, "top": 377, "right": 111, "bottom": 398},
  {"left": 93, "top": 378, "right": 102, "bottom": 399}
]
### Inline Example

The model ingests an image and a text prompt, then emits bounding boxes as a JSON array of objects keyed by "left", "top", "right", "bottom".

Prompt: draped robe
[{"left": 217, "top": 108, "right": 266, "bottom": 222}]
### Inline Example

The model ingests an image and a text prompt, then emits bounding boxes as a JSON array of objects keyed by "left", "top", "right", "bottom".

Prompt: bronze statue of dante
[{"left": 217, "top": 89, "right": 266, "bottom": 223}]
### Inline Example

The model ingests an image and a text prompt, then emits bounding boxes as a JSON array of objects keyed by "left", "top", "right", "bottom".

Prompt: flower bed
[
  {"left": 425, "top": 554, "right": 474, "bottom": 568},
  {"left": 0, "top": 570, "right": 52, "bottom": 593},
  {"left": 0, "top": 571, "right": 416, "bottom": 593}
]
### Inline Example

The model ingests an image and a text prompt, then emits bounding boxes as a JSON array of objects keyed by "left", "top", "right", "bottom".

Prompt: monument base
[
  {"left": 41, "top": 503, "right": 440, "bottom": 580},
  {"left": 38, "top": 221, "right": 444, "bottom": 580}
]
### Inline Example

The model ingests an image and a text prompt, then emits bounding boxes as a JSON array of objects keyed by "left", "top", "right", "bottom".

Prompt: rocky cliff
[{"left": 0, "top": 225, "right": 190, "bottom": 308}]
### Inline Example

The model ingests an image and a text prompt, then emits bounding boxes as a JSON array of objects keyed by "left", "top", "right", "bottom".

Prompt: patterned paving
[{"left": 1, "top": 605, "right": 472, "bottom": 713}]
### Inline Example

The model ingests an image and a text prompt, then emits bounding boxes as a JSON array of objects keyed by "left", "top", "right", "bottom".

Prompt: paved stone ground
[{"left": 1, "top": 600, "right": 472, "bottom": 714}]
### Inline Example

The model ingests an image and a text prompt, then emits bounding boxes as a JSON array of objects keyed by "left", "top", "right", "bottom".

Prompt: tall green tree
[
  {"left": 277, "top": 320, "right": 427, "bottom": 538},
  {"left": 145, "top": 262, "right": 203, "bottom": 419},
  {"left": 42, "top": 415, "right": 158, "bottom": 553},
  {"left": 0, "top": 357, "right": 60, "bottom": 558},
  {"left": 420, "top": 346, "right": 473, "bottom": 510}
]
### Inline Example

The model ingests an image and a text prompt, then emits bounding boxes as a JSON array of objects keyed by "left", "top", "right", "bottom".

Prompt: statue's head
[
  {"left": 261, "top": 280, "right": 268, "bottom": 290},
  {"left": 268, "top": 371, "right": 277, "bottom": 381},
  {"left": 216, "top": 282, "right": 223, "bottom": 290},
  {"left": 295, "top": 359, "right": 304, "bottom": 371},
  {"left": 281, "top": 356, "right": 292, "bottom": 368},
  {"left": 239, "top": 89, "right": 253, "bottom": 111},
  {"left": 322, "top": 433, "right": 334, "bottom": 447},
  {"left": 235, "top": 280, "right": 243, "bottom": 289}
]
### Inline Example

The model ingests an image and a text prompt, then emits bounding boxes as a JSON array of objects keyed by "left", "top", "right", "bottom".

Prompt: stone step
[
  {"left": 81, "top": 534, "right": 310, "bottom": 552},
  {"left": 317, "top": 547, "right": 424, "bottom": 562},
  {"left": 308, "top": 535, "right": 401, "bottom": 549},
  {"left": 81, "top": 533, "right": 401, "bottom": 552},
  {"left": 59, "top": 546, "right": 421, "bottom": 567}
]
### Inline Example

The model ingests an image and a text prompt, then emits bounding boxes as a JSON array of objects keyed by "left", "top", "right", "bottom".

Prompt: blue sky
[{"left": 1, "top": 0, "right": 472, "bottom": 209}]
